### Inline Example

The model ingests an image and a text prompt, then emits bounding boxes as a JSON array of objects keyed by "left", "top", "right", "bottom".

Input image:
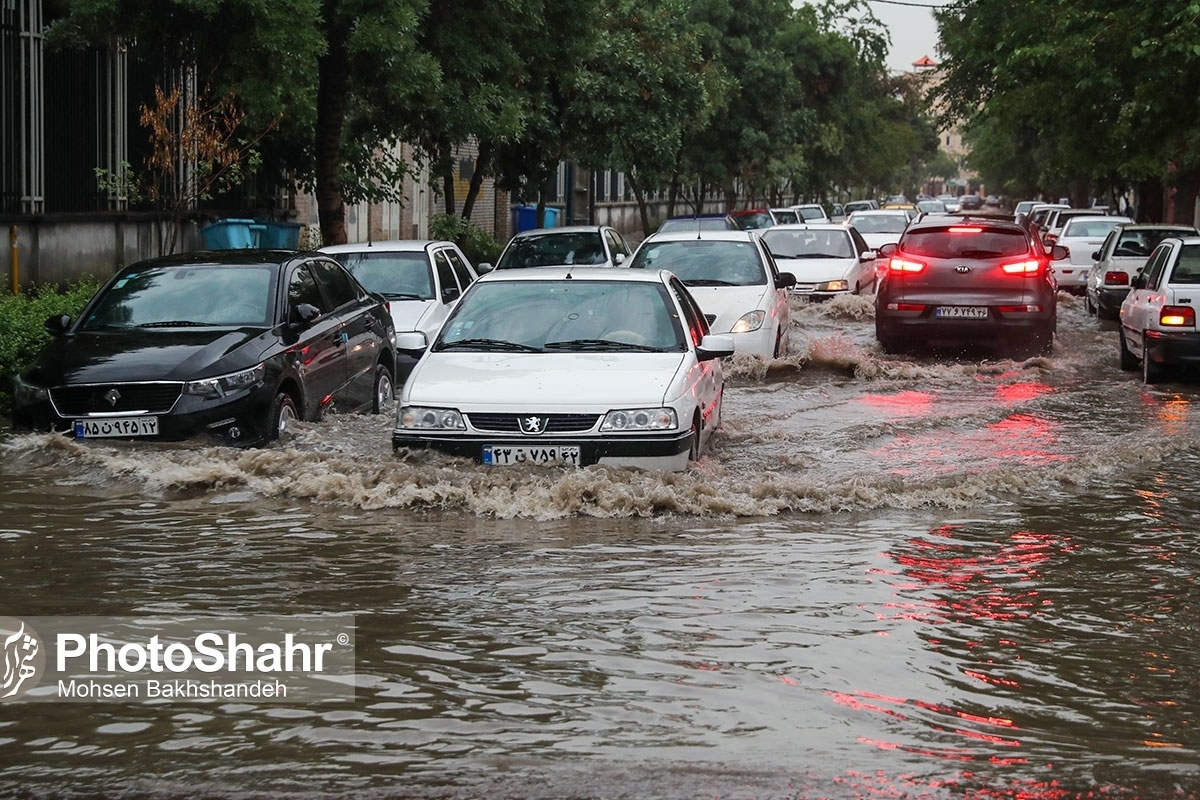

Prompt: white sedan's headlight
[
  {"left": 600, "top": 408, "right": 678, "bottom": 432},
  {"left": 819, "top": 280, "right": 850, "bottom": 292},
  {"left": 399, "top": 406, "right": 466, "bottom": 430},
  {"left": 184, "top": 364, "right": 266, "bottom": 398},
  {"left": 730, "top": 309, "right": 766, "bottom": 333}
]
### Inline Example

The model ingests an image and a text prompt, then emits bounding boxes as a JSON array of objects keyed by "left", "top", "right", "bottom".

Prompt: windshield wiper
[
  {"left": 683, "top": 278, "right": 739, "bottom": 286},
  {"left": 543, "top": 338, "right": 665, "bottom": 352},
  {"left": 382, "top": 292, "right": 426, "bottom": 300},
  {"left": 438, "top": 338, "right": 542, "bottom": 352},
  {"left": 136, "top": 320, "right": 214, "bottom": 328}
]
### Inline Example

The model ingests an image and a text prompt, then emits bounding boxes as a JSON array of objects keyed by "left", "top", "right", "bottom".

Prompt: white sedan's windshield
[
  {"left": 628, "top": 240, "right": 766, "bottom": 286},
  {"left": 437, "top": 281, "right": 685, "bottom": 352}
]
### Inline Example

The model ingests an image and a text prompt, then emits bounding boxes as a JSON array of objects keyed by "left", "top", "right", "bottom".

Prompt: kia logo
[{"left": 955, "top": 265, "right": 971, "bottom": 273}]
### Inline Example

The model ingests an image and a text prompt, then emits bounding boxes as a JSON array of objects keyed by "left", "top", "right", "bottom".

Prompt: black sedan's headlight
[
  {"left": 12, "top": 373, "right": 49, "bottom": 406},
  {"left": 184, "top": 364, "right": 266, "bottom": 399}
]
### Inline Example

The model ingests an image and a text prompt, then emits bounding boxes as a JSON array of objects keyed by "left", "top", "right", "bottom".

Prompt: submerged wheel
[
  {"left": 372, "top": 363, "right": 394, "bottom": 414},
  {"left": 1118, "top": 329, "right": 1138, "bottom": 371},
  {"left": 688, "top": 416, "right": 702, "bottom": 463},
  {"left": 266, "top": 392, "right": 298, "bottom": 441},
  {"left": 1142, "top": 341, "right": 1164, "bottom": 384}
]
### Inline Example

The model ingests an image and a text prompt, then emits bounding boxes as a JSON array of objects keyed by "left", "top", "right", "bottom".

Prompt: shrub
[
  {"left": 430, "top": 214, "right": 503, "bottom": 267},
  {"left": 0, "top": 278, "right": 103, "bottom": 417}
]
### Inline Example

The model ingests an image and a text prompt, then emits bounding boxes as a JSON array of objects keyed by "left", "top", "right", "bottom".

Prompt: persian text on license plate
[
  {"left": 74, "top": 417, "right": 159, "bottom": 438},
  {"left": 483, "top": 445, "right": 581, "bottom": 466},
  {"left": 935, "top": 305, "right": 989, "bottom": 319}
]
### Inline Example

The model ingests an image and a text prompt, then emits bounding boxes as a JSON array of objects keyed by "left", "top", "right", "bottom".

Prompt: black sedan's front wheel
[
  {"left": 372, "top": 363, "right": 395, "bottom": 414},
  {"left": 266, "top": 392, "right": 299, "bottom": 441}
]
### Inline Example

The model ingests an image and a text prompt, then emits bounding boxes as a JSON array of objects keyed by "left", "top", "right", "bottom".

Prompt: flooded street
[{"left": 2, "top": 294, "right": 1199, "bottom": 799}]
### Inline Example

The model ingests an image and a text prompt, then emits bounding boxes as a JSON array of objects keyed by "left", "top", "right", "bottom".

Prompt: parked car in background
[
  {"left": 321, "top": 240, "right": 478, "bottom": 385},
  {"left": 770, "top": 208, "right": 799, "bottom": 225},
  {"left": 844, "top": 199, "right": 879, "bottom": 214},
  {"left": 1041, "top": 208, "right": 1102, "bottom": 246},
  {"left": 760, "top": 223, "right": 876, "bottom": 300},
  {"left": 1119, "top": 236, "right": 1200, "bottom": 383},
  {"left": 791, "top": 203, "right": 831, "bottom": 223},
  {"left": 874, "top": 215, "right": 1063, "bottom": 356},
  {"left": 957, "top": 194, "right": 984, "bottom": 211},
  {"left": 1086, "top": 224, "right": 1199, "bottom": 319},
  {"left": 827, "top": 202, "right": 847, "bottom": 223},
  {"left": 938, "top": 194, "right": 961, "bottom": 213},
  {"left": 484, "top": 225, "right": 633, "bottom": 271},
  {"left": 730, "top": 209, "right": 776, "bottom": 230},
  {"left": 1013, "top": 200, "right": 1038, "bottom": 219},
  {"left": 12, "top": 251, "right": 398, "bottom": 445},
  {"left": 845, "top": 208, "right": 911, "bottom": 258},
  {"left": 391, "top": 268, "right": 734, "bottom": 470},
  {"left": 917, "top": 199, "right": 947, "bottom": 214},
  {"left": 658, "top": 214, "right": 738, "bottom": 233},
  {"left": 628, "top": 230, "right": 796, "bottom": 358},
  {"left": 1048, "top": 214, "right": 1133, "bottom": 293}
]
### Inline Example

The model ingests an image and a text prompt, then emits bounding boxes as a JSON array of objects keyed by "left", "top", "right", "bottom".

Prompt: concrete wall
[{"left": 3, "top": 215, "right": 205, "bottom": 289}]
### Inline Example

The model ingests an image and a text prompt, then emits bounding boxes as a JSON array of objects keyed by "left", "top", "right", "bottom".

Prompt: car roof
[
  {"left": 511, "top": 225, "right": 608, "bottom": 238},
  {"left": 160, "top": 250, "right": 300, "bottom": 266},
  {"left": 644, "top": 229, "right": 759, "bottom": 243},
  {"left": 1060, "top": 214, "right": 1131, "bottom": 227},
  {"left": 761, "top": 222, "right": 847, "bottom": 232},
  {"left": 904, "top": 214, "right": 1026, "bottom": 232},
  {"left": 319, "top": 240, "right": 446, "bottom": 253},
  {"left": 1112, "top": 223, "right": 1198, "bottom": 231},
  {"left": 475, "top": 266, "right": 669, "bottom": 284},
  {"left": 847, "top": 209, "right": 909, "bottom": 217}
]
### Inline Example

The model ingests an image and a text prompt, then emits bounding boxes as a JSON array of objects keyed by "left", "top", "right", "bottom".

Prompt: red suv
[{"left": 874, "top": 216, "right": 1066, "bottom": 355}]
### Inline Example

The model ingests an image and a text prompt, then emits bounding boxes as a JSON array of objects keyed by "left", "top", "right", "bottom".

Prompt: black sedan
[{"left": 11, "top": 250, "right": 397, "bottom": 445}]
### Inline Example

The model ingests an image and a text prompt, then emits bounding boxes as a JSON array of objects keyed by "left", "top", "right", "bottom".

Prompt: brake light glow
[
  {"left": 1103, "top": 271, "right": 1129, "bottom": 286},
  {"left": 997, "top": 305, "right": 1043, "bottom": 314},
  {"left": 948, "top": 226, "right": 983, "bottom": 234},
  {"left": 1159, "top": 306, "right": 1196, "bottom": 327},
  {"left": 1001, "top": 259, "right": 1042, "bottom": 274},
  {"left": 888, "top": 257, "right": 926, "bottom": 273}
]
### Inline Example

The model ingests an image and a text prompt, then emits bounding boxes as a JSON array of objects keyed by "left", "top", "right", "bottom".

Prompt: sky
[{"left": 868, "top": 0, "right": 944, "bottom": 73}]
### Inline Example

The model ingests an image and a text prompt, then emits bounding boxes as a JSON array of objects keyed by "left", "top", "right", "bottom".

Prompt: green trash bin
[
  {"left": 200, "top": 219, "right": 258, "bottom": 249},
  {"left": 257, "top": 221, "right": 302, "bottom": 249}
]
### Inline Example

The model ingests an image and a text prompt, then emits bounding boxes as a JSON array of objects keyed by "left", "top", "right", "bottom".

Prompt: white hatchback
[
  {"left": 321, "top": 240, "right": 479, "bottom": 383},
  {"left": 759, "top": 223, "right": 877, "bottom": 299},
  {"left": 392, "top": 268, "right": 734, "bottom": 471},
  {"left": 626, "top": 230, "right": 796, "bottom": 358}
]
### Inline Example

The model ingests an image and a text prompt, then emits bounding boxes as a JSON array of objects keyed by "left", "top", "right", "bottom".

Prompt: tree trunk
[
  {"left": 442, "top": 172, "right": 456, "bottom": 217},
  {"left": 461, "top": 141, "right": 492, "bottom": 220},
  {"left": 315, "top": 7, "right": 351, "bottom": 246},
  {"left": 626, "top": 171, "right": 652, "bottom": 237}
]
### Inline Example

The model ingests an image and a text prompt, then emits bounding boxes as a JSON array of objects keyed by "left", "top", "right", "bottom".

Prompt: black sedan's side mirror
[
  {"left": 877, "top": 243, "right": 897, "bottom": 257},
  {"left": 775, "top": 272, "right": 797, "bottom": 290},
  {"left": 291, "top": 303, "right": 322, "bottom": 328},
  {"left": 44, "top": 314, "right": 72, "bottom": 335}
]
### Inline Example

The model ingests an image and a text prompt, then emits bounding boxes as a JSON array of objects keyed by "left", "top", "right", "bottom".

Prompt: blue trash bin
[
  {"left": 513, "top": 205, "right": 560, "bottom": 232},
  {"left": 200, "top": 218, "right": 258, "bottom": 249},
  {"left": 257, "top": 221, "right": 302, "bottom": 249}
]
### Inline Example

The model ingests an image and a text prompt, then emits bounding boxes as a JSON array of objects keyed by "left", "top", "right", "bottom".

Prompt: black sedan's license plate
[
  {"left": 74, "top": 417, "right": 159, "bottom": 438},
  {"left": 935, "top": 305, "right": 989, "bottom": 319}
]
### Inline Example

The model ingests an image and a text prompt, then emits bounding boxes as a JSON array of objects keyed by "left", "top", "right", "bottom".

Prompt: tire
[
  {"left": 1084, "top": 293, "right": 1096, "bottom": 316},
  {"left": 1118, "top": 329, "right": 1138, "bottom": 371},
  {"left": 372, "top": 362, "right": 394, "bottom": 414},
  {"left": 773, "top": 326, "right": 785, "bottom": 358},
  {"left": 688, "top": 416, "right": 702, "bottom": 463},
  {"left": 266, "top": 392, "right": 298, "bottom": 441},
  {"left": 1142, "top": 341, "right": 1164, "bottom": 384}
]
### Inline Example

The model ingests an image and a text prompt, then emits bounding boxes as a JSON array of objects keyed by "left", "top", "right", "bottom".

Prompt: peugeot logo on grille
[
  {"left": 519, "top": 416, "right": 545, "bottom": 435},
  {"left": 104, "top": 389, "right": 122, "bottom": 408},
  {"left": 955, "top": 265, "right": 971, "bottom": 273}
]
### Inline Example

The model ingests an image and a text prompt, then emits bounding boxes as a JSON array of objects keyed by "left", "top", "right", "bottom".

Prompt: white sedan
[
  {"left": 759, "top": 223, "right": 877, "bottom": 299},
  {"left": 392, "top": 268, "right": 734, "bottom": 470},
  {"left": 1048, "top": 214, "right": 1132, "bottom": 292},
  {"left": 321, "top": 240, "right": 479, "bottom": 383},
  {"left": 626, "top": 230, "right": 796, "bottom": 358},
  {"left": 1119, "top": 235, "right": 1200, "bottom": 384}
]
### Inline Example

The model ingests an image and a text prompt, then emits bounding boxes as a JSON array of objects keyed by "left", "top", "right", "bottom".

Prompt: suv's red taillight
[
  {"left": 1103, "top": 271, "right": 1129, "bottom": 286},
  {"left": 888, "top": 256, "right": 926, "bottom": 273},
  {"left": 1160, "top": 306, "right": 1196, "bottom": 327},
  {"left": 1001, "top": 258, "right": 1042, "bottom": 275}
]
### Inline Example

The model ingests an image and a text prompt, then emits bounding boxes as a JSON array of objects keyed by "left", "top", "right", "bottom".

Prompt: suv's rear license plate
[{"left": 935, "top": 306, "right": 988, "bottom": 319}]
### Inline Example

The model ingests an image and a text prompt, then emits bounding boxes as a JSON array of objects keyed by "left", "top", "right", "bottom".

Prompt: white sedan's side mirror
[{"left": 697, "top": 334, "right": 735, "bottom": 361}]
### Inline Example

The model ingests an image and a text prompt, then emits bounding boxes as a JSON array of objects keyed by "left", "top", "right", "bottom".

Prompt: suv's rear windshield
[{"left": 901, "top": 226, "right": 1029, "bottom": 259}]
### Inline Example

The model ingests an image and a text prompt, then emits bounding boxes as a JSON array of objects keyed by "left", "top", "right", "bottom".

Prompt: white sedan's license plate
[
  {"left": 935, "top": 306, "right": 989, "bottom": 319},
  {"left": 483, "top": 445, "right": 580, "bottom": 466},
  {"left": 74, "top": 417, "right": 159, "bottom": 438}
]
